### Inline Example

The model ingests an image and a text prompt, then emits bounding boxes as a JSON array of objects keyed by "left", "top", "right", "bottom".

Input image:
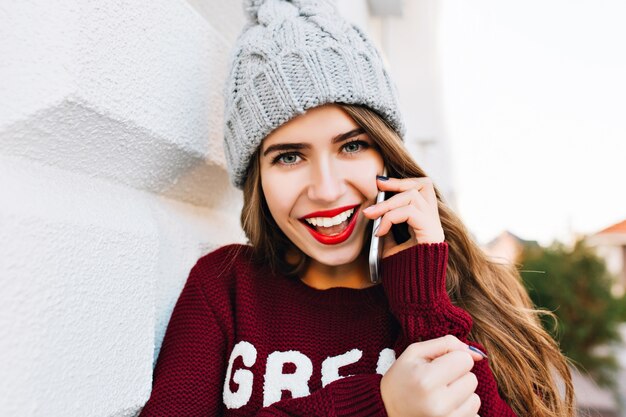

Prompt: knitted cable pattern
[{"left": 223, "top": 0, "right": 406, "bottom": 189}]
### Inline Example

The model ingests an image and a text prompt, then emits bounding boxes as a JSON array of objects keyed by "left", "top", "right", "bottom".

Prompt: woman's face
[{"left": 260, "top": 104, "right": 384, "bottom": 267}]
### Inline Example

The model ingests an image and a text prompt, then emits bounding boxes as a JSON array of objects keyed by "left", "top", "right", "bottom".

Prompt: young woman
[{"left": 139, "top": 1, "right": 574, "bottom": 416}]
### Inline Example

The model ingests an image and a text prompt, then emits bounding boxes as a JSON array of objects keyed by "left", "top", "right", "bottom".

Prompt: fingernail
[
  {"left": 468, "top": 345, "right": 488, "bottom": 359},
  {"left": 376, "top": 175, "right": 389, "bottom": 181}
]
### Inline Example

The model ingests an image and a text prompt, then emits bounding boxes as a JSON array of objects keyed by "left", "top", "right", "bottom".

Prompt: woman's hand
[
  {"left": 362, "top": 176, "right": 445, "bottom": 258},
  {"left": 380, "top": 335, "right": 483, "bottom": 417}
]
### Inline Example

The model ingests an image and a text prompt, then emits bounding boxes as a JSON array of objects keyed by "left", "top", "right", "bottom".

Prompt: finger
[
  {"left": 375, "top": 205, "right": 424, "bottom": 237},
  {"left": 362, "top": 188, "right": 429, "bottom": 219},
  {"left": 467, "top": 345, "right": 488, "bottom": 361},
  {"left": 426, "top": 350, "right": 475, "bottom": 387},
  {"left": 404, "top": 335, "right": 469, "bottom": 362},
  {"left": 449, "top": 393, "right": 481, "bottom": 417},
  {"left": 445, "top": 371, "right": 478, "bottom": 410},
  {"left": 376, "top": 176, "right": 438, "bottom": 209},
  {"left": 376, "top": 205, "right": 445, "bottom": 243}
]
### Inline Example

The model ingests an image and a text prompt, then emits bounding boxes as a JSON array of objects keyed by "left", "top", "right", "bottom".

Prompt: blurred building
[
  {"left": 587, "top": 219, "right": 626, "bottom": 417},
  {"left": 481, "top": 230, "right": 538, "bottom": 264},
  {"left": 587, "top": 219, "right": 626, "bottom": 297},
  {"left": 571, "top": 366, "right": 620, "bottom": 417}
]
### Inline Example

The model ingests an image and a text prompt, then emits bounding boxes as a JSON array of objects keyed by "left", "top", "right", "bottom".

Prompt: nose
[{"left": 306, "top": 159, "right": 347, "bottom": 203}]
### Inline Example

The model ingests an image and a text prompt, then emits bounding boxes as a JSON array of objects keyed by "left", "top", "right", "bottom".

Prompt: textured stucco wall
[{"left": 0, "top": 0, "right": 246, "bottom": 416}]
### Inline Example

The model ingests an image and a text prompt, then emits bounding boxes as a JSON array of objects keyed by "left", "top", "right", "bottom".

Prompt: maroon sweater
[{"left": 139, "top": 242, "right": 517, "bottom": 416}]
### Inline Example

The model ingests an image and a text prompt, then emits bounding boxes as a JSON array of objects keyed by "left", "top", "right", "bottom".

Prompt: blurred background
[
  {"left": 1, "top": 0, "right": 624, "bottom": 415},
  {"left": 330, "top": 0, "right": 626, "bottom": 415}
]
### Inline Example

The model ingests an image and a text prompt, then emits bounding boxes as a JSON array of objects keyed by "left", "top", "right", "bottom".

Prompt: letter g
[{"left": 223, "top": 341, "right": 257, "bottom": 409}]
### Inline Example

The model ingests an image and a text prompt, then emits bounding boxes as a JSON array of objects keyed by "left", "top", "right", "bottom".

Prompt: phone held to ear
[{"left": 368, "top": 167, "right": 387, "bottom": 284}]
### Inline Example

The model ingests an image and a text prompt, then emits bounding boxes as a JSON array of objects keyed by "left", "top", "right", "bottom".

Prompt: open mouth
[{"left": 301, "top": 208, "right": 357, "bottom": 236}]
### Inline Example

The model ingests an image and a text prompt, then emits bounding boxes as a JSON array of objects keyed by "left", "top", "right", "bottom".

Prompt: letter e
[{"left": 321, "top": 349, "right": 362, "bottom": 387}]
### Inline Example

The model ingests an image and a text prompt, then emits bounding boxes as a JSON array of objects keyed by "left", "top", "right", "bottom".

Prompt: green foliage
[
  {"left": 615, "top": 293, "right": 625, "bottom": 319},
  {"left": 519, "top": 238, "right": 624, "bottom": 387}
]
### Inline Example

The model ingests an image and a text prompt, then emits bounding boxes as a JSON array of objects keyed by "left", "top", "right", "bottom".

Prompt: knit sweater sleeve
[
  {"left": 380, "top": 242, "right": 517, "bottom": 417},
  {"left": 254, "top": 374, "right": 387, "bottom": 417}
]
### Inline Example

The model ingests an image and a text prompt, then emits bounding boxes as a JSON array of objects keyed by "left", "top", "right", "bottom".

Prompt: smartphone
[{"left": 368, "top": 167, "right": 387, "bottom": 284}]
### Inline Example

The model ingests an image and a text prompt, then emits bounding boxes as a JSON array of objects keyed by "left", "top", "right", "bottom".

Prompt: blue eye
[
  {"left": 343, "top": 140, "right": 369, "bottom": 153},
  {"left": 270, "top": 139, "right": 370, "bottom": 167},
  {"left": 272, "top": 153, "right": 301, "bottom": 166}
]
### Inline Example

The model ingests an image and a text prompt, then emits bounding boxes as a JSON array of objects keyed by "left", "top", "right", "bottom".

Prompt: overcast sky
[{"left": 437, "top": 0, "right": 626, "bottom": 245}]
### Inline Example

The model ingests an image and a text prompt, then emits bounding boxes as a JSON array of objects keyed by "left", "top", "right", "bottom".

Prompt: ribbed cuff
[
  {"left": 381, "top": 242, "right": 449, "bottom": 306},
  {"left": 332, "top": 374, "right": 388, "bottom": 417},
  {"left": 380, "top": 242, "right": 474, "bottom": 343}
]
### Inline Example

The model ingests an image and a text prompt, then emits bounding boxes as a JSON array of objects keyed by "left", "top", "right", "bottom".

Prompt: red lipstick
[
  {"left": 300, "top": 204, "right": 360, "bottom": 220},
  {"left": 300, "top": 206, "right": 360, "bottom": 245}
]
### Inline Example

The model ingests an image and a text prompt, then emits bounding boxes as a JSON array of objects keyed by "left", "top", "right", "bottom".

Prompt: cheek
[
  {"left": 261, "top": 172, "right": 296, "bottom": 223},
  {"left": 360, "top": 178, "right": 379, "bottom": 202},
  {"left": 351, "top": 158, "right": 383, "bottom": 200}
]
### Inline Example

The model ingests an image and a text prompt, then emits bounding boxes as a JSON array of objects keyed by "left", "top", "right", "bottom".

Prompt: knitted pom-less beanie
[{"left": 223, "top": 0, "right": 406, "bottom": 189}]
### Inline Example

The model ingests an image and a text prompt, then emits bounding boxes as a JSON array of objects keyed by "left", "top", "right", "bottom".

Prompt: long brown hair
[{"left": 241, "top": 103, "right": 575, "bottom": 417}]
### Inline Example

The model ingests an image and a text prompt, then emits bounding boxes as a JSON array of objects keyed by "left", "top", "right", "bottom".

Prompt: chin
[
  {"left": 285, "top": 218, "right": 370, "bottom": 267},
  {"left": 307, "top": 240, "right": 365, "bottom": 267}
]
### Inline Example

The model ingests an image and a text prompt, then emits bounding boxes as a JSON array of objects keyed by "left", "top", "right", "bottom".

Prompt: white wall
[{"left": 0, "top": 1, "right": 246, "bottom": 416}]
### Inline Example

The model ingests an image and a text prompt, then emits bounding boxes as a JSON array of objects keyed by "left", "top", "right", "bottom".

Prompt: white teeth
[{"left": 304, "top": 208, "right": 355, "bottom": 228}]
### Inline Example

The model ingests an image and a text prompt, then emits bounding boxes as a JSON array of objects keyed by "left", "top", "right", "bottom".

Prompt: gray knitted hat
[{"left": 223, "top": 0, "right": 406, "bottom": 189}]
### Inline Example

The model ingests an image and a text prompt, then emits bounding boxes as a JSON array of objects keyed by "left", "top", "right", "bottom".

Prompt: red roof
[{"left": 596, "top": 219, "right": 626, "bottom": 235}]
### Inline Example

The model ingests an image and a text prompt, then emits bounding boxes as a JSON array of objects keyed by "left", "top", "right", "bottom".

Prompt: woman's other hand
[
  {"left": 380, "top": 335, "right": 483, "bottom": 417},
  {"left": 362, "top": 176, "right": 444, "bottom": 257}
]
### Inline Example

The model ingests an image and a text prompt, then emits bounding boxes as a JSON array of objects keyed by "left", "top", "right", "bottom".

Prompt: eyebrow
[{"left": 262, "top": 127, "right": 366, "bottom": 157}]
